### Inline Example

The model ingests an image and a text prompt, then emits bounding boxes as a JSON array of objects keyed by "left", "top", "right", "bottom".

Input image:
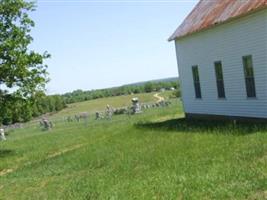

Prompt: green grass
[{"left": 0, "top": 93, "right": 266, "bottom": 200}]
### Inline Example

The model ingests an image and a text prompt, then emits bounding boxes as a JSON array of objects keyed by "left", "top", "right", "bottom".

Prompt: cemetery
[
  {"left": 0, "top": 91, "right": 267, "bottom": 199},
  {"left": 0, "top": 0, "right": 266, "bottom": 199}
]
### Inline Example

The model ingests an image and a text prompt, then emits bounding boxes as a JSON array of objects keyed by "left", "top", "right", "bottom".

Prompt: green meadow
[{"left": 0, "top": 93, "right": 266, "bottom": 200}]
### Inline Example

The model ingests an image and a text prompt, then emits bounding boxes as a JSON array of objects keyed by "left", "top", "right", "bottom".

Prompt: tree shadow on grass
[
  {"left": 135, "top": 118, "right": 267, "bottom": 135},
  {"left": 0, "top": 149, "right": 14, "bottom": 158}
]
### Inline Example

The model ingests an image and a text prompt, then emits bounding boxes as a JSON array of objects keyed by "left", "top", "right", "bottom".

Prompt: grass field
[{"left": 0, "top": 92, "right": 266, "bottom": 200}]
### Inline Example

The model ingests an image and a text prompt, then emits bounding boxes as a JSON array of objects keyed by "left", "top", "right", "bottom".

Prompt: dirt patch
[
  {"left": 154, "top": 93, "right": 165, "bottom": 102},
  {"left": 0, "top": 168, "right": 15, "bottom": 177}
]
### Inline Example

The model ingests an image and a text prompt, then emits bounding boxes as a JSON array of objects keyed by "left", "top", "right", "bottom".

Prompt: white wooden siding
[{"left": 175, "top": 10, "right": 267, "bottom": 118}]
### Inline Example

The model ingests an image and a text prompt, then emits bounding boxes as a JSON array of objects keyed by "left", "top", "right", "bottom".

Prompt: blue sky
[{"left": 30, "top": 0, "right": 197, "bottom": 94}]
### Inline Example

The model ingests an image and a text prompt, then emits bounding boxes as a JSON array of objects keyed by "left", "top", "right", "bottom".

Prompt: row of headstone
[
  {"left": 113, "top": 107, "right": 128, "bottom": 115},
  {"left": 64, "top": 112, "right": 89, "bottom": 123},
  {"left": 96, "top": 105, "right": 114, "bottom": 120},
  {"left": 64, "top": 98, "right": 172, "bottom": 124},
  {"left": 0, "top": 123, "right": 24, "bottom": 140},
  {"left": 103, "top": 98, "right": 142, "bottom": 116},
  {"left": 96, "top": 98, "right": 172, "bottom": 118},
  {"left": 75, "top": 112, "right": 89, "bottom": 122},
  {"left": 3, "top": 123, "right": 23, "bottom": 132},
  {"left": 63, "top": 109, "right": 112, "bottom": 122},
  {"left": 141, "top": 100, "right": 172, "bottom": 110},
  {"left": 112, "top": 98, "right": 142, "bottom": 116}
]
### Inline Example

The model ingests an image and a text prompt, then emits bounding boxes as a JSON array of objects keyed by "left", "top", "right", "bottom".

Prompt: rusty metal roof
[{"left": 169, "top": 0, "right": 267, "bottom": 41}]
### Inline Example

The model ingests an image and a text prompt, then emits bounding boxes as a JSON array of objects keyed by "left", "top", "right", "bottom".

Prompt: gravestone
[
  {"left": 40, "top": 118, "right": 53, "bottom": 131},
  {"left": 0, "top": 128, "right": 6, "bottom": 141},
  {"left": 105, "top": 105, "right": 113, "bottom": 119},
  {"left": 132, "top": 98, "right": 142, "bottom": 114},
  {"left": 95, "top": 112, "right": 104, "bottom": 120},
  {"left": 75, "top": 112, "right": 89, "bottom": 122}
]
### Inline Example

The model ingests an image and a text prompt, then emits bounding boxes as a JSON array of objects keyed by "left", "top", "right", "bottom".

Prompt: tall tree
[
  {"left": 0, "top": 0, "right": 51, "bottom": 125},
  {"left": 0, "top": 0, "right": 50, "bottom": 98}
]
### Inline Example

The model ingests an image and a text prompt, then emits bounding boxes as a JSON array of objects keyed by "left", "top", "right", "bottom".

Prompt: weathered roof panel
[{"left": 169, "top": 0, "right": 267, "bottom": 41}]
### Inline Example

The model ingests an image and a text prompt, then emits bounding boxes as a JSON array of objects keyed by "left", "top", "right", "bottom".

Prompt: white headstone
[
  {"left": 0, "top": 128, "right": 6, "bottom": 141},
  {"left": 132, "top": 98, "right": 142, "bottom": 114}
]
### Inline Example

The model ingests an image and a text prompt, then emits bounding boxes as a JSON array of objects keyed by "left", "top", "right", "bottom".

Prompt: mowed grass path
[{"left": 0, "top": 94, "right": 267, "bottom": 199}]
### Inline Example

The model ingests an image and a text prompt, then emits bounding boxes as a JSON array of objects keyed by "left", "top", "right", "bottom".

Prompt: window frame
[
  {"left": 242, "top": 55, "right": 256, "bottom": 98},
  {"left": 192, "top": 65, "right": 202, "bottom": 99},
  {"left": 214, "top": 61, "right": 226, "bottom": 99}
]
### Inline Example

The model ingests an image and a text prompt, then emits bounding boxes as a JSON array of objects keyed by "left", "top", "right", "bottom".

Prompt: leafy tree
[
  {"left": 0, "top": 0, "right": 50, "bottom": 98},
  {"left": 0, "top": 0, "right": 54, "bottom": 125},
  {"left": 20, "top": 101, "right": 32, "bottom": 122}
]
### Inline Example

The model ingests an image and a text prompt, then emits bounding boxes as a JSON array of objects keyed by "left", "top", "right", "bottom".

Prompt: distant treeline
[
  {"left": 62, "top": 81, "right": 180, "bottom": 104},
  {"left": 0, "top": 92, "right": 66, "bottom": 125}
]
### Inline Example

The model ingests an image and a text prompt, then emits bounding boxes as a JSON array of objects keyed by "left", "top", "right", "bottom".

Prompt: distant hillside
[
  {"left": 62, "top": 77, "right": 180, "bottom": 104},
  {"left": 124, "top": 77, "right": 179, "bottom": 87}
]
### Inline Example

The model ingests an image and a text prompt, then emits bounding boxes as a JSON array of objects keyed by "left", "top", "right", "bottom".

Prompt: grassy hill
[{"left": 0, "top": 92, "right": 266, "bottom": 200}]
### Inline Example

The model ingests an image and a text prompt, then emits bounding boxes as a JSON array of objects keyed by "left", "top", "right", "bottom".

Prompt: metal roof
[{"left": 169, "top": 0, "right": 267, "bottom": 41}]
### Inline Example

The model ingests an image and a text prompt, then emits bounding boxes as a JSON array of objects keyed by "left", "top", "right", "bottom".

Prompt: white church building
[{"left": 169, "top": 0, "right": 267, "bottom": 120}]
